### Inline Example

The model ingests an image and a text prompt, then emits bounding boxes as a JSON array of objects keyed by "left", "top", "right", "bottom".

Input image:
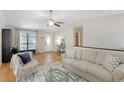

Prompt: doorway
[
  {"left": 44, "top": 34, "right": 53, "bottom": 51},
  {"left": 73, "top": 26, "right": 83, "bottom": 47}
]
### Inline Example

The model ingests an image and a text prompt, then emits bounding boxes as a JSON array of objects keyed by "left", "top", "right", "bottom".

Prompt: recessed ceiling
[{"left": 1, "top": 10, "right": 124, "bottom": 31}]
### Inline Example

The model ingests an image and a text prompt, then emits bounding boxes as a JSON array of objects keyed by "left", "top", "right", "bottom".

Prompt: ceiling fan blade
[
  {"left": 54, "top": 23, "right": 60, "bottom": 27},
  {"left": 55, "top": 22, "right": 64, "bottom": 24},
  {"left": 43, "top": 10, "right": 64, "bottom": 27}
]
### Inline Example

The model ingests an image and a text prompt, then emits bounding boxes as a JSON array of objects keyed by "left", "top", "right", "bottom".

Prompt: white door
[{"left": 44, "top": 34, "right": 53, "bottom": 51}]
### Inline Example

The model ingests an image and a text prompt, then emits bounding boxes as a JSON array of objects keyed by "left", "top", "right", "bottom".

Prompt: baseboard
[{"left": 37, "top": 50, "right": 57, "bottom": 53}]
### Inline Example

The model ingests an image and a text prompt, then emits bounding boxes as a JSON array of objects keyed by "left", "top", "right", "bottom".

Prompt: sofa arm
[
  {"left": 61, "top": 53, "right": 67, "bottom": 58},
  {"left": 113, "top": 64, "right": 124, "bottom": 81},
  {"left": 17, "top": 59, "right": 39, "bottom": 78}
]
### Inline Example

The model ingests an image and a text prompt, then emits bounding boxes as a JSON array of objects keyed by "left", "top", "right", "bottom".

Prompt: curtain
[{"left": 11, "top": 29, "right": 20, "bottom": 48}]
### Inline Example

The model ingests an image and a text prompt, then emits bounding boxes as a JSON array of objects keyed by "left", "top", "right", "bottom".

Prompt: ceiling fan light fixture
[
  {"left": 45, "top": 10, "right": 64, "bottom": 27},
  {"left": 48, "top": 19, "right": 54, "bottom": 26}
]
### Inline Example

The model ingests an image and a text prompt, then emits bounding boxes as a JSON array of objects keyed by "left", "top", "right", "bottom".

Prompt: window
[{"left": 20, "top": 32, "right": 36, "bottom": 51}]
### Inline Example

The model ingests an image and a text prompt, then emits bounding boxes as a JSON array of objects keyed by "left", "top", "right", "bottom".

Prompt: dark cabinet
[{"left": 2, "top": 29, "right": 11, "bottom": 63}]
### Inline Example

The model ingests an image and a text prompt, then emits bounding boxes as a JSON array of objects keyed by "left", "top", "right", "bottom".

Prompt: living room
[
  {"left": 0, "top": 10, "right": 124, "bottom": 82},
  {"left": 1, "top": 0, "right": 124, "bottom": 92}
]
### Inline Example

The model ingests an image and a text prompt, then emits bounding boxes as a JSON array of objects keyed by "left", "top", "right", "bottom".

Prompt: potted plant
[{"left": 11, "top": 47, "right": 20, "bottom": 55}]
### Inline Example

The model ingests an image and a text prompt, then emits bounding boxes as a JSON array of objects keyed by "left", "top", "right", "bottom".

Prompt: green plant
[{"left": 11, "top": 47, "right": 20, "bottom": 54}]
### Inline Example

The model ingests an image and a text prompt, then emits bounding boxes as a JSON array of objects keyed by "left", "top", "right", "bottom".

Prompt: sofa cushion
[
  {"left": 120, "top": 79, "right": 124, "bottom": 82},
  {"left": 113, "top": 64, "right": 124, "bottom": 81},
  {"left": 66, "top": 49, "right": 75, "bottom": 58},
  {"left": 72, "top": 60, "right": 94, "bottom": 73},
  {"left": 96, "top": 50, "right": 124, "bottom": 64},
  {"left": 75, "top": 49, "right": 82, "bottom": 59},
  {"left": 18, "top": 59, "right": 39, "bottom": 78},
  {"left": 95, "top": 52, "right": 106, "bottom": 65},
  {"left": 88, "top": 64, "right": 112, "bottom": 81},
  {"left": 62, "top": 58, "right": 79, "bottom": 65},
  {"left": 111, "top": 52, "right": 124, "bottom": 64},
  {"left": 23, "top": 59, "right": 38, "bottom": 72},
  {"left": 81, "top": 48, "right": 97, "bottom": 63},
  {"left": 103, "top": 54, "right": 120, "bottom": 72}
]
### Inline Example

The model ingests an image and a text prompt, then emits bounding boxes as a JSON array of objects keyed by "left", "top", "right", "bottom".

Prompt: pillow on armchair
[{"left": 18, "top": 52, "right": 31, "bottom": 64}]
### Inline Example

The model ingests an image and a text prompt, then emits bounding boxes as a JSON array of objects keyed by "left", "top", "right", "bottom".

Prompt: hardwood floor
[
  {"left": 33, "top": 51, "right": 61, "bottom": 65},
  {"left": 0, "top": 63, "right": 16, "bottom": 82},
  {"left": 0, "top": 51, "right": 61, "bottom": 82}
]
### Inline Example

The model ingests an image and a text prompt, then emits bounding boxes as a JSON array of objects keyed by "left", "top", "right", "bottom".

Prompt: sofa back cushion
[
  {"left": 109, "top": 52, "right": 124, "bottom": 64},
  {"left": 96, "top": 50, "right": 124, "bottom": 64},
  {"left": 66, "top": 49, "right": 75, "bottom": 58},
  {"left": 75, "top": 48, "right": 82, "bottom": 59},
  {"left": 81, "top": 48, "right": 97, "bottom": 63},
  {"left": 96, "top": 51, "right": 107, "bottom": 65}
]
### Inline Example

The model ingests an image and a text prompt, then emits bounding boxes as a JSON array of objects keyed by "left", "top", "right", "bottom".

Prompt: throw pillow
[
  {"left": 103, "top": 54, "right": 120, "bottom": 72},
  {"left": 18, "top": 52, "right": 31, "bottom": 64}
]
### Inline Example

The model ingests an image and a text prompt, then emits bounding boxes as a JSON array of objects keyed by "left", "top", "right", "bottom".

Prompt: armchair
[{"left": 10, "top": 52, "right": 39, "bottom": 79}]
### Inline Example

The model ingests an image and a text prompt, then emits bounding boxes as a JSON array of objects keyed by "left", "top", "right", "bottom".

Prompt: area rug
[{"left": 17, "top": 62, "right": 88, "bottom": 82}]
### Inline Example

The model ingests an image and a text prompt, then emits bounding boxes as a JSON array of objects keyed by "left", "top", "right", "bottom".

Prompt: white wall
[
  {"left": 0, "top": 11, "right": 5, "bottom": 64},
  {"left": 54, "top": 14, "right": 124, "bottom": 50},
  {"left": 37, "top": 31, "right": 54, "bottom": 53},
  {"left": 54, "top": 28, "right": 74, "bottom": 51},
  {"left": 0, "top": 18, "right": 2, "bottom": 64}
]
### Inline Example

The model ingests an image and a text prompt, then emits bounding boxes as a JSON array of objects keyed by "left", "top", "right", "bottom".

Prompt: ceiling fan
[{"left": 47, "top": 10, "right": 64, "bottom": 27}]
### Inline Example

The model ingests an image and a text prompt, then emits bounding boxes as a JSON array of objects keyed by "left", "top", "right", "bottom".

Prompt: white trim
[
  {"left": 0, "top": 11, "right": 5, "bottom": 65},
  {"left": 0, "top": 11, "right": 5, "bottom": 27}
]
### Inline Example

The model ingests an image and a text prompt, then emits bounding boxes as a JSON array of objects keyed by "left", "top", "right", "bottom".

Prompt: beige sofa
[
  {"left": 10, "top": 52, "right": 39, "bottom": 79},
  {"left": 62, "top": 47, "right": 124, "bottom": 82}
]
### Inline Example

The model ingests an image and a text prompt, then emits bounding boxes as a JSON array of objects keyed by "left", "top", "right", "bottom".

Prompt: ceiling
[{"left": 1, "top": 10, "right": 124, "bottom": 31}]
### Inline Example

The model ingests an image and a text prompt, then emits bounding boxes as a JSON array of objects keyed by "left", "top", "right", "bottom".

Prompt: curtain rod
[{"left": 15, "top": 28, "right": 38, "bottom": 32}]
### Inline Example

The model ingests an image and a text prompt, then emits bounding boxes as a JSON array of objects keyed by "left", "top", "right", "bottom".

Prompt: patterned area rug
[{"left": 17, "top": 63, "right": 88, "bottom": 82}]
